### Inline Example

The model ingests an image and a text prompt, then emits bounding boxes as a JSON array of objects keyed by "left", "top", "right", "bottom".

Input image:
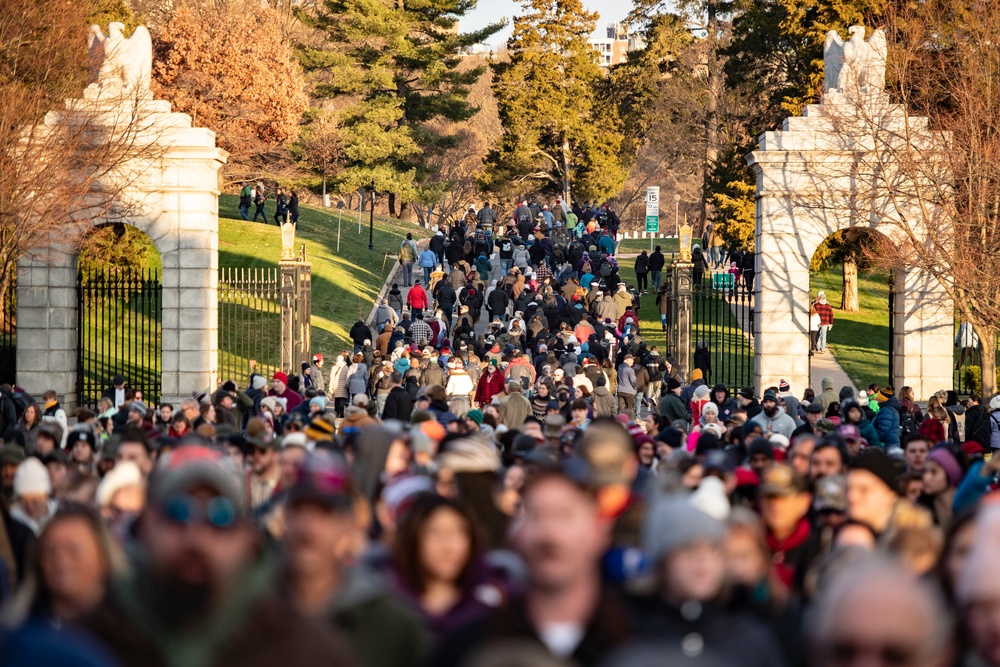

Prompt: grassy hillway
[{"left": 217, "top": 194, "right": 430, "bottom": 359}]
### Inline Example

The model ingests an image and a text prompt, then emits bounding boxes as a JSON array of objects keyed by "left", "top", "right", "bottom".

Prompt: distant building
[{"left": 588, "top": 24, "right": 643, "bottom": 69}]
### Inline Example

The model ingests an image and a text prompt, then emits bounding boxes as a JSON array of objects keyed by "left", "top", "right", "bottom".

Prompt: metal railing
[
  {"left": 691, "top": 271, "right": 755, "bottom": 390},
  {"left": 218, "top": 267, "right": 281, "bottom": 386},
  {"left": 76, "top": 267, "right": 162, "bottom": 409}
]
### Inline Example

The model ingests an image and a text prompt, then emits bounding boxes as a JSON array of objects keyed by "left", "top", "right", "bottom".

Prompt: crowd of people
[{"left": 2, "top": 195, "right": 1000, "bottom": 667}]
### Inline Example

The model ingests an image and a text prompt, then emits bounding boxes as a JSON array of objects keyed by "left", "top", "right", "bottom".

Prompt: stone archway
[
  {"left": 746, "top": 102, "right": 953, "bottom": 400},
  {"left": 15, "top": 32, "right": 227, "bottom": 410}
]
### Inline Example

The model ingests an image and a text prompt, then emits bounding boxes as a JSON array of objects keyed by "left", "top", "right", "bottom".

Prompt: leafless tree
[
  {"left": 0, "top": 1, "right": 165, "bottom": 327},
  {"left": 795, "top": 4, "right": 1000, "bottom": 396}
]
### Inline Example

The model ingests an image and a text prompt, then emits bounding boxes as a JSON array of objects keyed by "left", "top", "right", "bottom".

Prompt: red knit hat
[{"left": 272, "top": 371, "right": 288, "bottom": 384}]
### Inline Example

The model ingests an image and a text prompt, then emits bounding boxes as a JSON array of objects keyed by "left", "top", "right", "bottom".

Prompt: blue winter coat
[{"left": 873, "top": 395, "right": 901, "bottom": 448}]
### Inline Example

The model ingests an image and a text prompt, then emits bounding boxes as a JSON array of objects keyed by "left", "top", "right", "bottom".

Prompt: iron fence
[
  {"left": 692, "top": 271, "right": 755, "bottom": 391},
  {"left": 0, "top": 277, "right": 15, "bottom": 385},
  {"left": 218, "top": 267, "right": 281, "bottom": 386},
  {"left": 77, "top": 267, "right": 162, "bottom": 410}
]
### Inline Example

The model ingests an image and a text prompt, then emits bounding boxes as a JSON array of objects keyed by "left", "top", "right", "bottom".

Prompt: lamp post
[
  {"left": 674, "top": 193, "right": 681, "bottom": 240},
  {"left": 336, "top": 200, "right": 344, "bottom": 253},
  {"left": 679, "top": 213, "right": 693, "bottom": 262},
  {"left": 368, "top": 187, "right": 375, "bottom": 251}
]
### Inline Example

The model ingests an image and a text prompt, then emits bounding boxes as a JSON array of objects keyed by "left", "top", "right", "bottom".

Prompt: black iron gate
[
  {"left": 218, "top": 267, "right": 281, "bottom": 385},
  {"left": 692, "top": 272, "right": 754, "bottom": 390},
  {"left": 0, "top": 277, "right": 15, "bottom": 385},
  {"left": 77, "top": 267, "right": 162, "bottom": 410}
]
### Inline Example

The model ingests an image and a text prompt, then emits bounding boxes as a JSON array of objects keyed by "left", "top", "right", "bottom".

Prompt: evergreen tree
[
  {"left": 297, "top": 0, "right": 502, "bottom": 218},
  {"left": 483, "top": 0, "right": 627, "bottom": 204},
  {"left": 709, "top": 0, "right": 883, "bottom": 250}
]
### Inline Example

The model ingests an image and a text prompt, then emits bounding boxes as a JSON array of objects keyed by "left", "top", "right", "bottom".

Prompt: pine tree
[
  {"left": 483, "top": 0, "right": 627, "bottom": 205},
  {"left": 297, "top": 0, "right": 502, "bottom": 218}
]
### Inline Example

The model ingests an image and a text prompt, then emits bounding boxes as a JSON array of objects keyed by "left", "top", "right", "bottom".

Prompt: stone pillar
[
  {"left": 893, "top": 267, "right": 953, "bottom": 400},
  {"left": 16, "top": 245, "right": 79, "bottom": 412},
  {"left": 673, "top": 261, "right": 693, "bottom": 381},
  {"left": 280, "top": 260, "right": 297, "bottom": 374},
  {"left": 753, "top": 225, "right": 812, "bottom": 396}
]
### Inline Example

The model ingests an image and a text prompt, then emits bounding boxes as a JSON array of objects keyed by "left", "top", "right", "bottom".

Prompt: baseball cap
[
  {"left": 805, "top": 402, "right": 823, "bottom": 414},
  {"left": 813, "top": 474, "right": 848, "bottom": 513},
  {"left": 286, "top": 452, "right": 355, "bottom": 512},
  {"left": 759, "top": 463, "right": 809, "bottom": 497}
]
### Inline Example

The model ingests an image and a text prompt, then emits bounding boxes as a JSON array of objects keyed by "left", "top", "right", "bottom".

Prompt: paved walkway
[{"left": 810, "top": 348, "right": 857, "bottom": 395}]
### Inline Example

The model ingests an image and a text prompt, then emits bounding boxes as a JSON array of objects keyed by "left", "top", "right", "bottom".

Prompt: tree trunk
[
  {"left": 388, "top": 193, "right": 399, "bottom": 218},
  {"left": 398, "top": 201, "right": 412, "bottom": 222},
  {"left": 841, "top": 258, "right": 860, "bottom": 312},
  {"left": 701, "top": 0, "right": 720, "bottom": 233},
  {"left": 978, "top": 324, "right": 998, "bottom": 398}
]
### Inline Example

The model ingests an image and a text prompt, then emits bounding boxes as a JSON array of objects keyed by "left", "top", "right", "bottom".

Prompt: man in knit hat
[
  {"left": 9, "top": 457, "right": 56, "bottom": 535},
  {"left": 847, "top": 448, "right": 901, "bottom": 535},
  {"left": 751, "top": 390, "right": 796, "bottom": 438},
  {"left": 270, "top": 371, "right": 303, "bottom": 412},
  {"left": 630, "top": 493, "right": 784, "bottom": 664},
  {"left": 83, "top": 443, "right": 351, "bottom": 667}
]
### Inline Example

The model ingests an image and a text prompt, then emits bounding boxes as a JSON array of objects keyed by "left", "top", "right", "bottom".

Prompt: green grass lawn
[
  {"left": 217, "top": 194, "right": 430, "bottom": 375},
  {"left": 617, "top": 237, "right": 680, "bottom": 255},
  {"left": 810, "top": 265, "right": 892, "bottom": 390}
]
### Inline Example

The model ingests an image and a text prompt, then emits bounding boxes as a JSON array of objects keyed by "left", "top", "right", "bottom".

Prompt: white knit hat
[
  {"left": 96, "top": 461, "right": 143, "bottom": 508},
  {"left": 14, "top": 457, "right": 51, "bottom": 497}
]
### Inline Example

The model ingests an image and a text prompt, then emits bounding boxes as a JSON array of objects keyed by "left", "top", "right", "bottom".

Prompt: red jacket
[
  {"left": 815, "top": 301, "right": 834, "bottom": 326},
  {"left": 475, "top": 368, "right": 506, "bottom": 405},
  {"left": 407, "top": 285, "right": 429, "bottom": 309}
]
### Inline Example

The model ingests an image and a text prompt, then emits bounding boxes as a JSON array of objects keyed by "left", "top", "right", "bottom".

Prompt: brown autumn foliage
[{"left": 150, "top": 1, "right": 309, "bottom": 183}]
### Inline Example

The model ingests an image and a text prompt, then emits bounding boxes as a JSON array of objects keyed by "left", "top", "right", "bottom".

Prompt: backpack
[
  {"left": 600, "top": 262, "right": 612, "bottom": 277},
  {"left": 399, "top": 242, "right": 415, "bottom": 261},
  {"left": 518, "top": 211, "right": 530, "bottom": 224},
  {"left": 899, "top": 410, "right": 918, "bottom": 438}
]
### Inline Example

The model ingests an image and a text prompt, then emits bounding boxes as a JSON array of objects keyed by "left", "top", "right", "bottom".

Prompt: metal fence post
[
  {"left": 280, "top": 260, "right": 297, "bottom": 373},
  {"left": 295, "top": 245, "right": 312, "bottom": 365},
  {"left": 673, "top": 260, "right": 694, "bottom": 381}
]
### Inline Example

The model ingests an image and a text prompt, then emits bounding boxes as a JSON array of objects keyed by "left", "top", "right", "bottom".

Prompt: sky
[{"left": 459, "top": 0, "right": 635, "bottom": 48}]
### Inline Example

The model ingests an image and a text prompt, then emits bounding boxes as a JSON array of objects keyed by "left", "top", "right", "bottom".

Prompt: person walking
[
  {"left": 252, "top": 183, "right": 268, "bottom": 224},
  {"left": 813, "top": 291, "right": 835, "bottom": 352},
  {"left": 418, "top": 246, "right": 437, "bottom": 286},
  {"left": 275, "top": 187, "right": 289, "bottom": 224},
  {"left": 289, "top": 190, "right": 300, "bottom": 227},
  {"left": 239, "top": 182, "right": 253, "bottom": 221},
  {"left": 649, "top": 245, "right": 665, "bottom": 291},
  {"left": 634, "top": 251, "right": 649, "bottom": 294},
  {"left": 399, "top": 233, "right": 418, "bottom": 286},
  {"left": 406, "top": 280, "right": 430, "bottom": 319}
]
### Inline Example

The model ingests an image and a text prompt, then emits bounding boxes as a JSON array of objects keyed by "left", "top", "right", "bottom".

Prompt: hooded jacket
[
  {"left": 872, "top": 395, "right": 901, "bottom": 448},
  {"left": 710, "top": 384, "right": 739, "bottom": 421}
]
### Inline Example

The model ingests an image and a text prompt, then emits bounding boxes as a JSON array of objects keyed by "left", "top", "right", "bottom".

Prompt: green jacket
[
  {"left": 659, "top": 391, "right": 690, "bottom": 423},
  {"left": 329, "top": 565, "right": 430, "bottom": 667}
]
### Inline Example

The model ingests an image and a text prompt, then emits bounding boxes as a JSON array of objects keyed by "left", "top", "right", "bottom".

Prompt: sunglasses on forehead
[{"left": 163, "top": 495, "right": 238, "bottom": 529}]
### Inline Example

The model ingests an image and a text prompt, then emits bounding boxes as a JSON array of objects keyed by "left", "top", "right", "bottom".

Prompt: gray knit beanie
[{"left": 642, "top": 494, "right": 725, "bottom": 563}]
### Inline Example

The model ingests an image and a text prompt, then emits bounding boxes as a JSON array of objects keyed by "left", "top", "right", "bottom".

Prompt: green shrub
[{"left": 961, "top": 365, "right": 1000, "bottom": 396}]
